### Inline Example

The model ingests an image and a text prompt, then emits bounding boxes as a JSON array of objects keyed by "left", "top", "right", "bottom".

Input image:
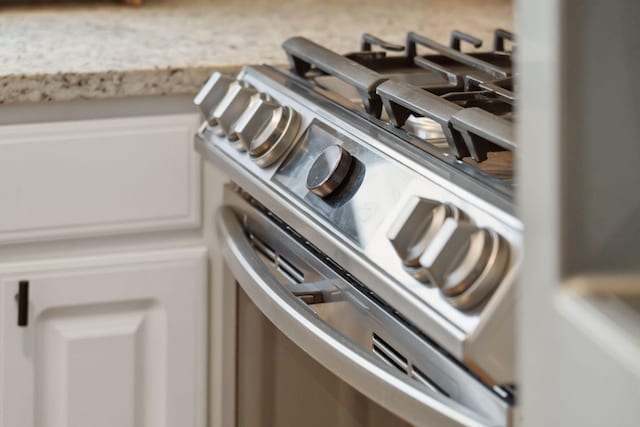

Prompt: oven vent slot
[
  {"left": 250, "top": 234, "right": 276, "bottom": 263},
  {"left": 277, "top": 257, "right": 305, "bottom": 284},
  {"left": 372, "top": 333, "right": 409, "bottom": 374},
  {"left": 249, "top": 233, "right": 304, "bottom": 285},
  {"left": 372, "top": 333, "right": 451, "bottom": 398}
]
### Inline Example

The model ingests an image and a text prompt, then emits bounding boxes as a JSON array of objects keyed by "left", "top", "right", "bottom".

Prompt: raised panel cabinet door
[{"left": 0, "top": 247, "right": 207, "bottom": 427}]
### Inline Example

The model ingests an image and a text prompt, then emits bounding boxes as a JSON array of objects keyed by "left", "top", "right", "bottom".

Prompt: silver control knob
[
  {"left": 248, "top": 106, "right": 301, "bottom": 167},
  {"left": 418, "top": 218, "right": 510, "bottom": 310},
  {"left": 230, "top": 93, "right": 279, "bottom": 151},
  {"left": 306, "top": 145, "right": 352, "bottom": 197},
  {"left": 193, "top": 72, "right": 234, "bottom": 126},
  {"left": 387, "top": 197, "right": 464, "bottom": 276},
  {"left": 212, "top": 81, "right": 256, "bottom": 136}
]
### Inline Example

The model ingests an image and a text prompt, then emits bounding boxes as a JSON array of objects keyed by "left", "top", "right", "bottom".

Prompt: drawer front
[{"left": 0, "top": 114, "right": 201, "bottom": 244}]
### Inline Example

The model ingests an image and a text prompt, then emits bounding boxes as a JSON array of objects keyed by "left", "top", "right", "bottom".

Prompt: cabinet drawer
[{"left": 0, "top": 114, "right": 201, "bottom": 244}]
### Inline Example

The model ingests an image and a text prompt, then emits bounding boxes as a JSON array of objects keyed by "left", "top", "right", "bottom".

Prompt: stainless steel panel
[{"left": 274, "top": 120, "right": 413, "bottom": 247}]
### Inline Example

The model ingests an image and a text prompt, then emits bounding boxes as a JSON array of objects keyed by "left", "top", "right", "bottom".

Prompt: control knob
[
  {"left": 193, "top": 72, "right": 234, "bottom": 126},
  {"left": 211, "top": 81, "right": 256, "bottom": 136},
  {"left": 230, "top": 93, "right": 279, "bottom": 151},
  {"left": 248, "top": 105, "right": 301, "bottom": 167},
  {"left": 418, "top": 218, "right": 510, "bottom": 309},
  {"left": 387, "top": 197, "right": 464, "bottom": 281},
  {"left": 306, "top": 145, "right": 353, "bottom": 197}
]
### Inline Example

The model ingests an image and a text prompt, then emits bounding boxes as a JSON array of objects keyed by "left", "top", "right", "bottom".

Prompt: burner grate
[{"left": 282, "top": 29, "right": 516, "bottom": 166}]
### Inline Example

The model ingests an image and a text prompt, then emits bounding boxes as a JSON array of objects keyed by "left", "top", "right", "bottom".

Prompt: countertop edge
[{"left": 0, "top": 65, "right": 243, "bottom": 105}]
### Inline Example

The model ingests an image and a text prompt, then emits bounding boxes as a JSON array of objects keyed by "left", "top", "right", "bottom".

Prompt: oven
[
  {"left": 213, "top": 185, "right": 509, "bottom": 427},
  {"left": 197, "top": 29, "right": 521, "bottom": 427}
]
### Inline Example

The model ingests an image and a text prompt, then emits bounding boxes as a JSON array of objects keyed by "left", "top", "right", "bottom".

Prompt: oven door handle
[{"left": 217, "top": 207, "right": 498, "bottom": 427}]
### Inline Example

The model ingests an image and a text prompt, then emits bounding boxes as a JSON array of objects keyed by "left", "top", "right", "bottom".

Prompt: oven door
[{"left": 216, "top": 189, "right": 510, "bottom": 427}]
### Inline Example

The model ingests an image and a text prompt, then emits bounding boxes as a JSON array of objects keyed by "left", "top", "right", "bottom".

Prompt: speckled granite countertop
[{"left": 0, "top": 0, "right": 513, "bottom": 104}]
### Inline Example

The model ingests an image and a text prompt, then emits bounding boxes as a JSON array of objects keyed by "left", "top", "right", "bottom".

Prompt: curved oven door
[{"left": 217, "top": 193, "right": 510, "bottom": 427}]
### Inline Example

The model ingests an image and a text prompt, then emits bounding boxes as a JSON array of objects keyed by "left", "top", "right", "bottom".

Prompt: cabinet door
[
  {"left": 0, "top": 114, "right": 201, "bottom": 245},
  {"left": 0, "top": 247, "right": 207, "bottom": 427}
]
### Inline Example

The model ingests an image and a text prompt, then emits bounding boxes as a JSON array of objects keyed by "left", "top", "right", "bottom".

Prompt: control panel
[{"left": 194, "top": 66, "right": 522, "bottom": 339}]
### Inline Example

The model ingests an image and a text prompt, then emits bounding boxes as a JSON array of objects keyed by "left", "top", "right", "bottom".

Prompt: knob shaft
[
  {"left": 306, "top": 145, "right": 352, "bottom": 197},
  {"left": 193, "top": 72, "right": 234, "bottom": 125}
]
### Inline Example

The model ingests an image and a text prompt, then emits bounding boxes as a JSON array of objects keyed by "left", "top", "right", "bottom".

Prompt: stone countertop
[{"left": 0, "top": 0, "right": 513, "bottom": 104}]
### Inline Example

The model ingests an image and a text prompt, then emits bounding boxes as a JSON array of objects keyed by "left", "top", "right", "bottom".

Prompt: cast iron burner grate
[{"left": 282, "top": 30, "right": 516, "bottom": 166}]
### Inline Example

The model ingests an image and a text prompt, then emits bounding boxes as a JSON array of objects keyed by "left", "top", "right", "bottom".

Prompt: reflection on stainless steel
[
  {"left": 314, "top": 75, "right": 364, "bottom": 106},
  {"left": 403, "top": 115, "right": 449, "bottom": 148},
  {"left": 219, "top": 187, "right": 511, "bottom": 427},
  {"left": 465, "top": 152, "right": 514, "bottom": 185}
]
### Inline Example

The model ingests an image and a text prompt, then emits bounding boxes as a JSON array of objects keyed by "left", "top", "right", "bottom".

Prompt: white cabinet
[{"left": 0, "top": 247, "right": 207, "bottom": 427}]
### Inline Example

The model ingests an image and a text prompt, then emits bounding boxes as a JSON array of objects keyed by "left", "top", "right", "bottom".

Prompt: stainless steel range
[{"left": 196, "top": 30, "right": 520, "bottom": 427}]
